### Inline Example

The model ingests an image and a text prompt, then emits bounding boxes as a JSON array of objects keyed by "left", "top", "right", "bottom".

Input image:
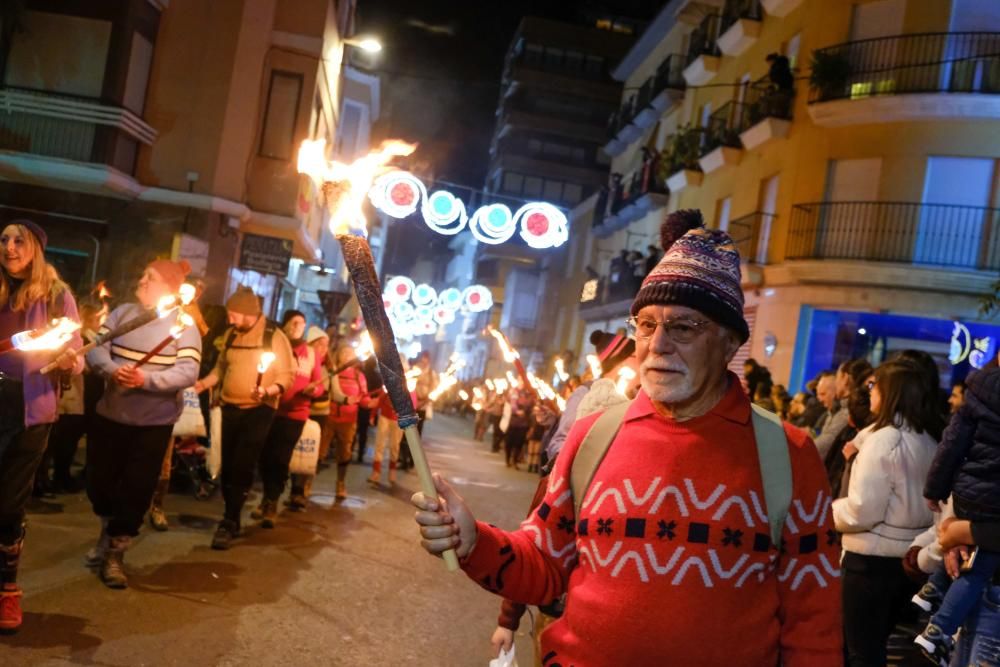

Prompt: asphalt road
[{"left": 3, "top": 414, "right": 540, "bottom": 667}]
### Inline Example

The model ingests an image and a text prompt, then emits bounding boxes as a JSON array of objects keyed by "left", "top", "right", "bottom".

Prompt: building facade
[
  {"left": 555, "top": 0, "right": 1000, "bottom": 390},
  {"left": 0, "top": 0, "right": 377, "bottom": 325}
]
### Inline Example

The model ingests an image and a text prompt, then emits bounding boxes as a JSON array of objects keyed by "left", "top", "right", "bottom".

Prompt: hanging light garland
[
  {"left": 382, "top": 278, "right": 494, "bottom": 340},
  {"left": 368, "top": 171, "right": 569, "bottom": 249}
]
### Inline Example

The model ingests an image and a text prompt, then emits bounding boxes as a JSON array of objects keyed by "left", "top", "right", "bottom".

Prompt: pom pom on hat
[
  {"left": 148, "top": 259, "right": 191, "bottom": 292},
  {"left": 660, "top": 209, "right": 703, "bottom": 252}
]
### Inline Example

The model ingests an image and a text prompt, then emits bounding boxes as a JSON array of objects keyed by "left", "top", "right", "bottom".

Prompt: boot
[
  {"left": 100, "top": 536, "right": 130, "bottom": 589},
  {"left": 388, "top": 461, "right": 397, "bottom": 485},
  {"left": 367, "top": 461, "right": 382, "bottom": 485},
  {"left": 336, "top": 464, "right": 348, "bottom": 500},
  {"left": 259, "top": 500, "right": 278, "bottom": 529},
  {"left": 149, "top": 479, "right": 169, "bottom": 532},
  {"left": 250, "top": 501, "right": 267, "bottom": 521},
  {"left": 0, "top": 538, "right": 24, "bottom": 634},
  {"left": 85, "top": 518, "right": 110, "bottom": 568},
  {"left": 211, "top": 519, "right": 239, "bottom": 550}
]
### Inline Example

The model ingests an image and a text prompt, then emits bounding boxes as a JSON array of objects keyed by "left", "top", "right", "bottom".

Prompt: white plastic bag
[
  {"left": 172, "top": 388, "right": 207, "bottom": 438},
  {"left": 499, "top": 402, "right": 511, "bottom": 434},
  {"left": 488, "top": 646, "right": 517, "bottom": 667},
  {"left": 289, "top": 419, "right": 321, "bottom": 476},
  {"left": 208, "top": 405, "right": 222, "bottom": 480}
]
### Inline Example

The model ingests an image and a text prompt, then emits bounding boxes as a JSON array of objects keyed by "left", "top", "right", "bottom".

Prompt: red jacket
[
  {"left": 277, "top": 341, "right": 323, "bottom": 422},
  {"left": 328, "top": 366, "right": 368, "bottom": 424},
  {"left": 461, "top": 376, "right": 842, "bottom": 667}
]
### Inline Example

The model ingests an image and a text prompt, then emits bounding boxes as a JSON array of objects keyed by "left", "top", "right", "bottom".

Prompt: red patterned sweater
[{"left": 462, "top": 377, "right": 842, "bottom": 667}]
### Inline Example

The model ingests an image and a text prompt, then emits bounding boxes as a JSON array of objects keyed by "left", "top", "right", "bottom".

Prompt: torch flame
[
  {"left": 354, "top": 331, "right": 375, "bottom": 361},
  {"left": 615, "top": 366, "right": 637, "bottom": 397},
  {"left": 494, "top": 378, "right": 508, "bottom": 393},
  {"left": 586, "top": 354, "right": 603, "bottom": 379},
  {"left": 156, "top": 295, "right": 178, "bottom": 318},
  {"left": 554, "top": 358, "right": 569, "bottom": 382},
  {"left": 484, "top": 379, "right": 495, "bottom": 391},
  {"left": 96, "top": 281, "right": 111, "bottom": 300},
  {"left": 169, "top": 313, "right": 196, "bottom": 339},
  {"left": 178, "top": 283, "right": 197, "bottom": 306},
  {"left": 487, "top": 326, "right": 519, "bottom": 363},
  {"left": 11, "top": 317, "right": 81, "bottom": 352},
  {"left": 297, "top": 138, "right": 417, "bottom": 237},
  {"left": 257, "top": 351, "right": 277, "bottom": 374},
  {"left": 458, "top": 389, "right": 470, "bottom": 401},
  {"left": 506, "top": 370, "right": 518, "bottom": 388}
]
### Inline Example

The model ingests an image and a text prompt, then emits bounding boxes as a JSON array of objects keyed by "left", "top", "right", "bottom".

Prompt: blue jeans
[
  {"left": 952, "top": 586, "right": 1000, "bottom": 666},
  {"left": 930, "top": 548, "right": 1000, "bottom": 635}
]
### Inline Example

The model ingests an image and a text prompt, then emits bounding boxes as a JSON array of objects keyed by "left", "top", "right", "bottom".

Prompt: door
[
  {"left": 944, "top": 0, "right": 1000, "bottom": 91},
  {"left": 818, "top": 158, "right": 882, "bottom": 259},
  {"left": 916, "top": 157, "right": 994, "bottom": 268},
  {"left": 848, "top": 0, "right": 905, "bottom": 94},
  {"left": 756, "top": 174, "right": 780, "bottom": 264}
]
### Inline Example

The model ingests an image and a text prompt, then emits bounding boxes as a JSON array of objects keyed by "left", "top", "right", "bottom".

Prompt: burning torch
[
  {"left": 297, "top": 138, "right": 460, "bottom": 572},
  {"left": 256, "top": 351, "right": 276, "bottom": 392},
  {"left": 130, "top": 313, "right": 196, "bottom": 370},
  {"left": 0, "top": 318, "right": 81, "bottom": 356}
]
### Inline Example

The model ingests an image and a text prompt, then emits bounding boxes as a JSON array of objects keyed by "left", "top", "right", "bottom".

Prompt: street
[{"left": 2, "top": 414, "right": 539, "bottom": 667}]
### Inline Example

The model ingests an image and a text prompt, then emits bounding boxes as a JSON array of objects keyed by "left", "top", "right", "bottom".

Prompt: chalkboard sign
[{"left": 239, "top": 233, "right": 292, "bottom": 276}]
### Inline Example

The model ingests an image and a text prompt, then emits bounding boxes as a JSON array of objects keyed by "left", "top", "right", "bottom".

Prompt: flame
[
  {"left": 484, "top": 379, "right": 495, "bottom": 391},
  {"left": 405, "top": 366, "right": 422, "bottom": 392},
  {"left": 493, "top": 378, "right": 508, "bottom": 393},
  {"left": 472, "top": 402, "right": 483, "bottom": 411},
  {"left": 527, "top": 372, "right": 566, "bottom": 411},
  {"left": 586, "top": 354, "right": 603, "bottom": 379},
  {"left": 458, "top": 389, "right": 470, "bottom": 401},
  {"left": 615, "top": 366, "right": 637, "bottom": 397},
  {"left": 257, "top": 351, "right": 276, "bottom": 374},
  {"left": 11, "top": 317, "right": 81, "bottom": 352},
  {"left": 487, "top": 326, "right": 519, "bottom": 363},
  {"left": 354, "top": 331, "right": 375, "bottom": 361},
  {"left": 168, "top": 313, "right": 196, "bottom": 339},
  {"left": 178, "top": 283, "right": 197, "bottom": 306},
  {"left": 473, "top": 387, "right": 485, "bottom": 400},
  {"left": 156, "top": 295, "right": 179, "bottom": 318},
  {"left": 297, "top": 138, "right": 416, "bottom": 237},
  {"left": 95, "top": 281, "right": 111, "bottom": 301},
  {"left": 554, "top": 358, "right": 569, "bottom": 382},
  {"left": 429, "top": 374, "right": 458, "bottom": 401},
  {"left": 506, "top": 370, "right": 518, "bottom": 387}
]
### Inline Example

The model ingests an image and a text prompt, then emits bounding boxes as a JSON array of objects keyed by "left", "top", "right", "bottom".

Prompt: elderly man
[
  {"left": 412, "top": 210, "right": 841, "bottom": 666},
  {"left": 812, "top": 372, "right": 843, "bottom": 459}
]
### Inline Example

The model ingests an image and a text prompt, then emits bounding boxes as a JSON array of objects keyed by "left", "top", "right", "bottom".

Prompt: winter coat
[
  {"left": 832, "top": 421, "right": 937, "bottom": 558},
  {"left": 329, "top": 366, "right": 368, "bottom": 423},
  {"left": 924, "top": 366, "right": 1000, "bottom": 517}
]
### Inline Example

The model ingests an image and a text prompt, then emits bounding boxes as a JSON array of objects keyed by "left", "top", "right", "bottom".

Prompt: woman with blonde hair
[{"left": 0, "top": 220, "right": 82, "bottom": 633}]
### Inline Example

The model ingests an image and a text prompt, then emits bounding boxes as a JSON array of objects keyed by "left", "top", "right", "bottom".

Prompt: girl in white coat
[{"left": 833, "top": 359, "right": 940, "bottom": 667}]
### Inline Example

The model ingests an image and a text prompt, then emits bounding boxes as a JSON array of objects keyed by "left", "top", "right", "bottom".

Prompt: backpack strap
[
  {"left": 570, "top": 400, "right": 631, "bottom": 520},
  {"left": 750, "top": 403, "right": 793, "bottom": 547},
  {"left": 263, "top": 321, "right": 276, "bottom": 350}
]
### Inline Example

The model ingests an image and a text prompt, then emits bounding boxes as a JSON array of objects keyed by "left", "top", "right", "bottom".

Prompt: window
[
  {"left": 6, "top": 11, "right": 111, "bottom": 98},
  {"left": 524, "top": 176, "right": 543, "bottom": 197},
  {"left": 123, "top": 33, "right": 154, "bottom": 114},
  {"left": 503, "top": 172, "right": 524, "bottom": 194},
  {"left": 543, "top": 180, "right": 563, "bottom": 201},
  {"left": 564, "top": 183, "right": 583, "bottom": 204},
  {"left": 260, "top": 71, "right": 303, "bottom": 160}
]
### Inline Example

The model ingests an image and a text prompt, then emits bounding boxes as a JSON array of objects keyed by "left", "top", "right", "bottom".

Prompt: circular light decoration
[
  {"left": 393, "top": 301, "right": 415, "bottom": 322},
  {"left": 433, "top": 307, "right": 456, "bottom": 326},
  {"left": 415, "top": 318, "right": 437, "bottom": 336},
  {"left": 414, "top": 305, "right": 434, "bottom": 322},
  {"left": 384, "top": 275, "right": 415, "bottom": 304},
  {"left": 470, "top": 203, "right": 517, "bottom": 245},
  {"left": 438, "top": 287, "right": 463, "bottom": 310},
  {"left": 423, "top": 190, "right": 468, "bottom": 235},
  {"left": 462, "top": 285, "right": 493, "bottom": 312},
  {"left": 369, "top": 171, "right": 426, "bottom": 219},
  {"left": 514, "top": 202, "right": 569, "bottom": 249},
  {"left": 412, "top": 283, "right": 438, "bottom": 307}
]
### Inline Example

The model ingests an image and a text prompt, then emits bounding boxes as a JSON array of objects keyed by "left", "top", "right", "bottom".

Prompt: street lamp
[{"left": 343, "top": 36, "right": 382, "bottom": 53}]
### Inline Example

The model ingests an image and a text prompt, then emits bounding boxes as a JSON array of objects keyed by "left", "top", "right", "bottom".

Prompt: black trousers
[
  {"left": 505, "top": 425, "right": 529, "bottom": 467},
  {"left": 259, "top": 415, "right": 305, "bottom": 502},
  {"left": 0, "top": 382, "right": 51, "bottom": 545},
  {"left": 49, "top": 413, "right": 87, "bottom": 482},
  {"left": 355, "top": 407, "right": 371, "bottom": 460},
  {"left": 842, "top": 551, "right": 919, "bottom": 667},
  {"left": 220, "top": 405, "right": 276, "bottom": 524},
  {"left": 86, "top": 414, "right": 173, "bottom": 538},
  {"left": 490, "top": 415, "right": 504, "bottom": 452}
]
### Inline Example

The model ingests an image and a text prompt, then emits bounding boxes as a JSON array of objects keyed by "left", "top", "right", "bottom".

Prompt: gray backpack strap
[
  {"left": 750, "top": 404, "right": 793, "bottom": 547},
  {"left": 571, "top": 401, "right": 631, "bottom": 520}
]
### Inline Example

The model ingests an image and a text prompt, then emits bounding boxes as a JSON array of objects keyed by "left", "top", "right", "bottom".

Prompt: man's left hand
[{"left": 114, "top": 365, "right": 145, "bottom": 388}]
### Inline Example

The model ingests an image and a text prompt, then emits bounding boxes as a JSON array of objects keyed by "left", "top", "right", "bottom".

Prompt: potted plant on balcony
[
  {"left": 809, "top": 50, "right": 851, "bottom": 101},
  {"left": 661, "top": 125, "right": 704, "bottom": 192}
]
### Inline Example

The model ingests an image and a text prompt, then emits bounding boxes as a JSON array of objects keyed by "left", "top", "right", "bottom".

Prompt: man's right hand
[
  {"left": 490, "top": 627, "right": 514, "bottom": 657},
  {"left": 412, "top": 474, "right": 478, "bottom": 559}
]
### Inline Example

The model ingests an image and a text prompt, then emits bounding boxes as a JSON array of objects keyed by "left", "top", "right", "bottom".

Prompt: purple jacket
[{"left": 21, "top": 287, "right": 83, "bottom": 427}]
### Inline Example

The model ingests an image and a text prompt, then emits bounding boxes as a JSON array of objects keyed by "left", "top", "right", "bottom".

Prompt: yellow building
[{"left": 557, "top": 0, "right": 1000, "bottom": 390}]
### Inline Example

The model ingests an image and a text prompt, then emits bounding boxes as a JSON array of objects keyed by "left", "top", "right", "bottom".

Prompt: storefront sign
[{"left": 239, "top": 234, "right": 292, "bottom": 276}]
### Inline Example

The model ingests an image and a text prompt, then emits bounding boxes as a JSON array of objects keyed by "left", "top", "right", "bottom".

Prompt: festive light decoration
[
  {"left": 369, "top": 171, "right": 569, "bottom": 249},
  {"left": 384, "top": 279, "right": 494, "bottom": 340}
]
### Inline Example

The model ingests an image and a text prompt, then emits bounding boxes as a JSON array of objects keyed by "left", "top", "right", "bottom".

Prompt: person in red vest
[{"left": 328, "top": 342, "right": 375, "bottom": 500}]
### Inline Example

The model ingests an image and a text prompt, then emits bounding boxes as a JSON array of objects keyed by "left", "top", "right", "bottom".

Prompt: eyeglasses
[{"left": 625, "top": 316, "right": 712, "bottom": 343}]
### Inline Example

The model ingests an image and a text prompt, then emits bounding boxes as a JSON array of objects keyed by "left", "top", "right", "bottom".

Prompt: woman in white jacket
[{"left": 833, "top": 359, "right": 940, "bottom": 667}]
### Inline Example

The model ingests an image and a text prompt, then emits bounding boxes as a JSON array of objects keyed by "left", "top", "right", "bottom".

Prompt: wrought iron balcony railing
[
  {"left": 686, "top": 13, "right": 722, "bottom": 68},
  {"left": 720, "top": 0, "right": 764, "bottom": 36},
  {"left": 809, "top": 32, "right": 1000, "bottom": 104},
  {"left": 788, "top": 201, "right": 1000, "bottom": 270}
]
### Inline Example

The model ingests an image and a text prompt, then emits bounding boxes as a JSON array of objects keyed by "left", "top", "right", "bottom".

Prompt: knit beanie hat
[
  {"left": 226, "top": 286, "right": 262, "bottom": 316},
  {"left": 630, "top": 209, "right": 749, "bottom": 343},
  {"left": 305, "top": 325, "right": 329, "bottom": 344},
  {"left": 10, "top": 218, "right": 47, "bottom": 250},
  {"left": 590, "top": 330, "right": 636, "bottom": 375},
  {"left": 148, "top": 259, "right": 191, "bottom": 292}
]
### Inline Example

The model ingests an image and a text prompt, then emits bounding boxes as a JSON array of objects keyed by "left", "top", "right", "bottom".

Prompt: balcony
[
  {"left": 808, "top": 32, "right": 1000, "bottom": 127},
  {"left": 578, "top": 264, "right": 647, "bottom": 319},
  {"left": 787, "top": 201, "right": 1000, "bottom": 271},
  {"left": 698, "top": 102, "right": 747, "bottom": 173},
  {"left": 683, "top": 14, "right": 722, "bottom": 86},
  {"left": 0, "top": 86, "right": 156, "bottom": 177},
  {"left": 593, "top": 163, "right": 671, "bottom": 237},
  {"left": 728, "top": 211, "right": 775, "bottom": 264},
  {"left": 739, "top": 77, "right": 794, "bottom": 150},
  {"left": 717, "top": 0, "right": 763, "bottom": 57},
  {"left": 603, "top": 55, "right": 686, "bottom": 157}
]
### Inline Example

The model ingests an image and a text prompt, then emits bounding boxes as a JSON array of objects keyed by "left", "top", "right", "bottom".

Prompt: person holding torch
[
  {"left": 0, "top": 220, "right": 83, "bottom": 633},
  {"left": 193, "top": 287, "right": 294, "bottom": 550},
  {"left": 83, "top": 259, "right": 201, "bottom": 589}
]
